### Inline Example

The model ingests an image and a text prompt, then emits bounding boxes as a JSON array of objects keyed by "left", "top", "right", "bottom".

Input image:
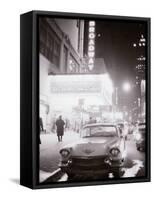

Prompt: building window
[
  {"left": 63, "top": 46, "right": 68, "bottom": 72},
  {"left": 53, "top": 39, "right": 60, "bottom": 67},
  {"left": 39, "top": 20, "right": 61, "bottom": 68},
  {"left": 40, "top": 23, "right": 47, "bottom": 56},
  {"left": 46, "top": 31, "right": 54, "bottom": 61},
  {"left": 68, "top": 55, "right": 79, "bottom": 73}
]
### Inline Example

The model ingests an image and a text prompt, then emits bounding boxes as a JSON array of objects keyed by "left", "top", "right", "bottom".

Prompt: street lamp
[
  {"left": 114, "top": 82, "right": 131, "bottom": 121},
  {"left": 122, "top": 82, "right": 131, "bottom": 92},
  {"left": 115, "top": 82, "right": 131, "bottom": 106}
]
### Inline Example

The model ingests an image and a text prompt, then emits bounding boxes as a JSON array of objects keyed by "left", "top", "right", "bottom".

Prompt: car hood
[{"left": 63, "top": 137, "right": 120, "bottom": 157}]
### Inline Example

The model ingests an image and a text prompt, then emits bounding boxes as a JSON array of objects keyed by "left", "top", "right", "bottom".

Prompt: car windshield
[{"left": 81, "top": 125, "right": 118, "bottom": 138}]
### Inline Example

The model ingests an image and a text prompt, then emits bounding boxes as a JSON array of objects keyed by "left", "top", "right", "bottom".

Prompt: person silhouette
[{"left": 56, "top": 115, "right": 65, "bottom": 142}]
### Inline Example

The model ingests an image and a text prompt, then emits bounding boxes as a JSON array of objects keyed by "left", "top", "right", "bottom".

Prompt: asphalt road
[{"left": 39, "top": 131, "right": 145, "bottom": 183}]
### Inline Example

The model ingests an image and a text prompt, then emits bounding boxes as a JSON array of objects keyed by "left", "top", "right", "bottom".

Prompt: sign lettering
[{"left": 88, "top": 21, "right": 95, "bottom": 70}]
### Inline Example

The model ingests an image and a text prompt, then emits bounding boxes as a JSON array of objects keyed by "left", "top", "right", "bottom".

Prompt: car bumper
[{"left": 59, "top": 156, "right": 124, "bottom": 175}]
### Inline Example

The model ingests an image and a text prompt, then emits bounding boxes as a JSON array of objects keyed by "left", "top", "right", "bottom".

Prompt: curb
[{"left": 43, "top": 168, "right": 64, "bottom": 183}]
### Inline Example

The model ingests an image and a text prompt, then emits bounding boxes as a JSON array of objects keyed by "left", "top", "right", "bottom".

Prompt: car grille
[{"left": 71, "top": 156, "right": 109, "bottom": 170}]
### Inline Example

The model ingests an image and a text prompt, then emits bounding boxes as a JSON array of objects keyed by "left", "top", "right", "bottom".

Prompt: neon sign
[{"left": 88, "top": 21, "right": 95, "bottom": 70}]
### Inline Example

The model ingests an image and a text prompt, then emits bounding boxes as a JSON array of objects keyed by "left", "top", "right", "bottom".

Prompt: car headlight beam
[
  {"left": 110, "top": 148, "right": 120, "bottom": 157},
  {"left": 60, "top": 149, "right": 70, "bottom": 157}
]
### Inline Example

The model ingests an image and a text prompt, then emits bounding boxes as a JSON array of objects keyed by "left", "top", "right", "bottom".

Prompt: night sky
[{"left": 84, "top": 19, "right": 147, "bottom": 87}]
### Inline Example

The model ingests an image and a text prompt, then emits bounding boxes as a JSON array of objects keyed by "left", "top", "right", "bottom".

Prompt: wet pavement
[
  {"left": 39, "top": 131, "right": 145, "bottom": 183},
  {"left": 39, "top": 130, "right": 80, "bottom": 182}
]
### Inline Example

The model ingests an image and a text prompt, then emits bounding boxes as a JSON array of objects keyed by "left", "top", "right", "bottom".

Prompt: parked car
[
  {"left": 59, "top": 123, "right": 127, "bottom": 179},
  {"left": 117, "top": 121, "right": 129, "bottom": 139},
  {"left": 134, "top": 122, "right": 145, "bottom": 151}
]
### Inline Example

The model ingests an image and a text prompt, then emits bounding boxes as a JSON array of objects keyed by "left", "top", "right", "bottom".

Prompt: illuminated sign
[
  {"left": 141, "top": 80, "right": 145, "bottom": 96},
  {"left": 88, "top": 21, "right": 95, "bottom": 70},
  {"left": 49, "top": 74, "right": 113, "bottom": 105},
  {"left": 50, "top": 80, "right": 101, "bottom": 93}
]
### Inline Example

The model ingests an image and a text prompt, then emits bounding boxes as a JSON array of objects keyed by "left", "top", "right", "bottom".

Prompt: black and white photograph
[{"left": 38, "top": 15, "right": 149, "bottom": 184}]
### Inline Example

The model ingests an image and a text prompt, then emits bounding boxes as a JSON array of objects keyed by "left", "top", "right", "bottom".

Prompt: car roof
[{"left": 83, "top": 123, "right": 117, "bottom": 128}]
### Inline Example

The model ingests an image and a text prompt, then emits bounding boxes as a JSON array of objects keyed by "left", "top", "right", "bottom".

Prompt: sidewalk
[{"left": 40, "top": 130, "right": 80, "bottom": 181}]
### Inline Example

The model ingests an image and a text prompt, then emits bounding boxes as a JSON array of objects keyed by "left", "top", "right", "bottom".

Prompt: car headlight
[
  {"left": 135, "top": 133, "right": 141, "bottom": 140},
  {"left": 60, "top": 149, "right": 70, "bottom": 157},
  {"left": 110, "top": 148, "right": 120, "bottom": 157}
]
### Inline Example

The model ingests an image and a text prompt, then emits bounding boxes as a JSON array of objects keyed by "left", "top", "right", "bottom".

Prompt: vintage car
[
  {"left": 59, "top": 123, "right": 127, "bottom": 179},
  {"left": 134, "top": 122, "right": 145, "bottom": 151}
]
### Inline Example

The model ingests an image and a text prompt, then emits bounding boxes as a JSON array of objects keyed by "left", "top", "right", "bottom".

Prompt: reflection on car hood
[{"left": 64, "top": 137, "right": 120, "bottom": 157}]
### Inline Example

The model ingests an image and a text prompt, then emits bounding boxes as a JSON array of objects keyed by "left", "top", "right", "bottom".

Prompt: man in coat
[
  {"left": 56, "top": 115, "right": 65, "bottom": 142},
  {"left": 39, "top": 117, "right": 44, "bottom": 144},
  {"left": 40, "top": 117, "right": 44, "bottom": 132}
]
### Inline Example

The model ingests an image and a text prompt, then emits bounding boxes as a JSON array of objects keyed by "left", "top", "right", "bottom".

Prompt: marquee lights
[{"left": 88, "top": 21, "right": 95, "bottom": 70}]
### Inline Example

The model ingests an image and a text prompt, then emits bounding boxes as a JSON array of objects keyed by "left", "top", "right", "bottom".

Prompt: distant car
[
  {"left": 117, "top": 122, "right": 124, "bottom": 135},
  {"left": 117, "top": 122, "right": 129, "bottom": 139},
  {"left": 59, "top": 123, "right": 127, "bottom": 179},
  {"left": 134, "top": 122, "right": 145, "bottom": 151}
]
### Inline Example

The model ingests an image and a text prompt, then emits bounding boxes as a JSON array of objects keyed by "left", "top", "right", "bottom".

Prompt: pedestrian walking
[
  {"left": 40, "top": 117, "right": 44, "bottom": 132},
  {"left": 56, "top": 115, "right": 65, "bottom": 142},
  {"left": 39, "top": 117, "right": 44, "bottom": 144}
]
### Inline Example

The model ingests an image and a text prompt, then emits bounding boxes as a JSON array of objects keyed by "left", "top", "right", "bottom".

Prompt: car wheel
[
  {"left": 112, "top": 168, "right": 122, "bottom": 178},
  {"left": 139, "top": 147, "right": 144, "bottom": 152},
  {"left": 137, "top": 146, "right": 141, "bottom": 151},
  {"left": 67, "top": 173, "right": 75, "bottom": 180}
]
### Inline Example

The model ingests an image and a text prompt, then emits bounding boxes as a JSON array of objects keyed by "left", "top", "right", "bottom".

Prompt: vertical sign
[{"left": 88, "top": 21, "right": 95, "bottom": 71}]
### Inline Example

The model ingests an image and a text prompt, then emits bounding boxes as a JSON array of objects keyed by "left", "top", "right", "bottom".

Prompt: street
[
  {"left": 39, "top": 131, "right": 145, "bottom": 183},
  {"left": 39, "top": 130, "right": 80, "bottom": 182},
  {"left": 38, "top": 16, "right": 148, "bottom": 185}
]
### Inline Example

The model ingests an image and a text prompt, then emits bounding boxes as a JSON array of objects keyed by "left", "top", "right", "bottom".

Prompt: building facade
[
  {"left": 39, "top": 17, "right": 85, "bottom": 131},
  {"left": 132, "top": 34, "right": 146, "bottom": 121}
]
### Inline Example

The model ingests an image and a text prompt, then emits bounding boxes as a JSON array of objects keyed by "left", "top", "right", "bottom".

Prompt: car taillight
[
  {"left": 110, "top": 148, "right": 120, "bottom": 156},
  {"left": 60, "top": 149, "right": 70, "bottom": 157}
]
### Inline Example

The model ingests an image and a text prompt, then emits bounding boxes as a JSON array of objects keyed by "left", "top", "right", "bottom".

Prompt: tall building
[
  {"left": 39, "top": 17, "right": 85, "bottom": 131},
  {"left": 39, "top": 17, "right": 85, "bottom": 75},
  {"left": 132, "top": 34, "right": 146, "bottom": 120},
  {"left": 134, "top": 34, "right": 146, "bottom": 86}
]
